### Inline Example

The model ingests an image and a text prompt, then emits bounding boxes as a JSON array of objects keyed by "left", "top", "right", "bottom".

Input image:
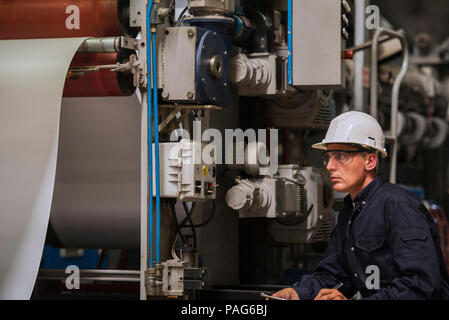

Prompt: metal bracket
[
  {"left": 146, "top": 259, "right": 209, "bottom": 297},
  {"left": 130, "top": 0, "right": 146, "bottom": 27},
  {"left": 120, "top": 36, "right": 139, "bottom": 50},
  {"left": 110, "top": 53, "right": 146, "bottom": 88},
  {"left": 276, "top": 56, "right": 288, "bottom": 95}
]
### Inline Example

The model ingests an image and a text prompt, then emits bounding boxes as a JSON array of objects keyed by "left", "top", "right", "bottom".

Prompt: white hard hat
[{"left": 312, "top": 111, "right": 387, "bottom": 158}]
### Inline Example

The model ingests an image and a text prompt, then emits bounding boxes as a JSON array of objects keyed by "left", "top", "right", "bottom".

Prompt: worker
[{"left": 273, "top": 111, "right": 449, "bottom": 300}]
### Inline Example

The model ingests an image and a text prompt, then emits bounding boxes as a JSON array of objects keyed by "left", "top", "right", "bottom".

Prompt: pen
[
  {"left": 333, "top": 282, "right": 343, "bottom": 290},
  {"left": 260, "top": 292, "right": 287, "bottom": 300}
]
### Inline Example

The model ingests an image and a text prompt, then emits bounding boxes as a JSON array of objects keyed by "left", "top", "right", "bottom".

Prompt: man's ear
[{"left": 365, "top": 153, "right": 377, "bottom": 171}]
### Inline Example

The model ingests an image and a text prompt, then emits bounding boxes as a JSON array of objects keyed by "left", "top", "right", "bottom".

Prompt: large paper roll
[
  {"left": 0, "top": 38, "right": 88, "bottom": 299},
  {"left": 50, "top": 95, "right": 141, "bottom": 249}
]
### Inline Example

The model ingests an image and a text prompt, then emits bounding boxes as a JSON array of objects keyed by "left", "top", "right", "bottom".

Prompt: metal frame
[{"left": 370, "top": 28, "right": 409, "bottom": 184}]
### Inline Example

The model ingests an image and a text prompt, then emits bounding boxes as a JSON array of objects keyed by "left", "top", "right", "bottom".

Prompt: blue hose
[
  {"left": 288, "top": 0, "right": 292, "bottom": 85},
  {"left": 146, "top": 0, "right": 154, "bottom": 268},
  {"left": 152, "top": 31, "right": 161, "bottom": 264}
]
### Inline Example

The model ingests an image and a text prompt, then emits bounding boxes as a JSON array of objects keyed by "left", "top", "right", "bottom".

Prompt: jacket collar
[{"left": 343, "top": 174, "right": 386, "bottom": 209}]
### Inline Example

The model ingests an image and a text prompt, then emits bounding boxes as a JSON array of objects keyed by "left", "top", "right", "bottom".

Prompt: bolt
[
  {"left": 342, "top": 14, "right": 349, "bottom": 27},
  {"left": 187, "top": 91, "right": 194, "bottom": 99},
  {"left": 162, "top": 90, "right": 169, "bottom": 99},
  {"left": 202, "top": 281, "right": 206, "bottom": 288},
  {"left": 342, "top": 28, "right": 349, "bottom": 40},
  {"left": 187, "top": 29, "right": 194, "bottom": 37},
  {"left": 224, "top": 82, "right": 228, "bottom": 87}
]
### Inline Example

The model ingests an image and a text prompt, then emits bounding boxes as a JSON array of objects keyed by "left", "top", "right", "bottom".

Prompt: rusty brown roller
[
  {"left": 63, "top": 49, "right": 135, "bottom": 97},
  {"left": 0, "top": 0, "right": 138, "bottom": 40}
]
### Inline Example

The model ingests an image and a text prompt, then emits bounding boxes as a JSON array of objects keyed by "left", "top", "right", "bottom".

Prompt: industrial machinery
[
  {"left": 226, "top": 165, "right": 334, "bottom": 243},
  {"left": 0, "top": 0, "right": 351, "bottom": 300},
  {"left": 4, "top": 0, "right": 449, "bottom": 302}
]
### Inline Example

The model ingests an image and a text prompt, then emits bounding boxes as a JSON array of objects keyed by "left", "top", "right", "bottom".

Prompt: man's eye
[{"left": 335, "top": 153, "right": 345, "bottom": 161}]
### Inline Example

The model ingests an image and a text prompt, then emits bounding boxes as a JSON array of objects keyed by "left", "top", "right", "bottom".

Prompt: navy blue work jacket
[{"left": 293, "top": 175, "right": 449, "bottom": 299}]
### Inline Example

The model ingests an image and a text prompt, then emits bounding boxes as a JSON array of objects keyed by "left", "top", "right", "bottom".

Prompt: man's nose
[{"left": 326, "top": 156, "right": 336, "bottom": 171}]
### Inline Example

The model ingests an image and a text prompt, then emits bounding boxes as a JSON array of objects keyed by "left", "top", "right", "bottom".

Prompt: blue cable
[
  {"left": 288, "top": 0, "right": 292, "bottom": 85},
  {"left": 146, "top": 0, "right": 154, "bottom": 268},
  {"left": 152, "top": 31, "right": 161, "bottom": 264}
]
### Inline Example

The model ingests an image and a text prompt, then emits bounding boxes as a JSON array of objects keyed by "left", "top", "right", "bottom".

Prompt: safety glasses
[{"left": 322, "top": 150, "right": 367, "bottom": 167}]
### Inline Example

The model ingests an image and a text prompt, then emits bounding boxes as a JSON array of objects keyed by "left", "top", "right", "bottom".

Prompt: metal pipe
[
  {"left": 140, "top": 88, "right": 149, "bottom": 300},
  {"left": 76, "top": 37, "right": 121, "bottom": 53},
  {"left": 348, "top": 31, "right": 403, "bottom": 53},
  {"left": 370, "top": 28, "right": 409, "bottom": 184}
]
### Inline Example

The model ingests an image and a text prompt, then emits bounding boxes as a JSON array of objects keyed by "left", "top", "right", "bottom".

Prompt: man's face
[{"left": 324, "top": 143, "right": 373, "bottom": 194}]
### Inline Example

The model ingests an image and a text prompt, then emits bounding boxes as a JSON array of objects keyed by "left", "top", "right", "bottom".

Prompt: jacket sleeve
[
  {"left": 363, "top": 201, "right": 442, "bottom": 300},
  {"left": 292, "top": 212, "right": 357, "bottom": 300}
]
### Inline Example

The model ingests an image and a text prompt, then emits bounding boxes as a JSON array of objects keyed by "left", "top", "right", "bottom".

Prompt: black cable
[
  {"left": 183, "top": 201, "right": 197, "bottom": 248},
  {"left": 169, "top": 202, "right": 186, "bottom": 244},
  {"left": 179, "top": 199, "right": 216, "bottom": 228},
  {"left": 176, "top": 202, "right": 196, "bottom": 233}
]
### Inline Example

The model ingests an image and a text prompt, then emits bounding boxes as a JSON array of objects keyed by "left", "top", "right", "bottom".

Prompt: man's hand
[
  {"left": 271, "top": 288, "right": 299, "bottom": 300},
  {"left": 314, "top": 289, "right": 347, "bottom": 300}
]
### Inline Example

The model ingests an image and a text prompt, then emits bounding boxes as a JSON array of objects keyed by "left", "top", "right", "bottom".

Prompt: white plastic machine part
[
  {"left": 230, "top": 53, "right": 277, "bottom": 96},
  {"left": 152, "top": 139, "right": 216, "bottom": 202},
  {"left": 225, "top": 165, "right": 334, "bottom": 243},
  {"left": 226, "top": 178, "right": 274, "bottom": 217}
]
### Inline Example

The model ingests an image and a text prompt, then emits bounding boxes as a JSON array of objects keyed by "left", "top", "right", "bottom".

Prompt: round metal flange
[
  {"left": 196, "top": 30, "right": 230, "bottom": 106},
  {"left": 209, "top": 54, "right": 223, "bottom": 79}
]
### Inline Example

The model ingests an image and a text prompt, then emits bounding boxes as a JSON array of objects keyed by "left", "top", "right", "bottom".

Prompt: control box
[{"left": 152, "top": 139, "right": 216, "bottom": 202}]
